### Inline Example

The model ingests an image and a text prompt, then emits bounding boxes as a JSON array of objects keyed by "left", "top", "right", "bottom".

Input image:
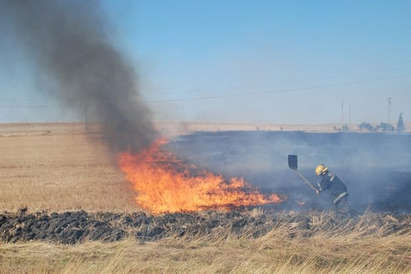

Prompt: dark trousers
[{"left": 334, "top": 196, "right": 350, "bottom": 215}]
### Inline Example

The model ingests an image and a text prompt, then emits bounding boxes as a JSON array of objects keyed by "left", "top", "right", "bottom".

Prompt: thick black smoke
[{"left": 0, "top": 0, "right": 156, "bottom": 152}]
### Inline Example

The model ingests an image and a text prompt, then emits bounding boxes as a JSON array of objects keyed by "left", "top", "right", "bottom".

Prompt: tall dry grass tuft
[{"left": 0, "top": 216, "right": 410, "bottom": 274}]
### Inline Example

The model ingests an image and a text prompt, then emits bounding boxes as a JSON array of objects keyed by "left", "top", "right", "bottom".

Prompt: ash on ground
[{"left": 0, "top": 208, "right": 410, "bottom": 245}]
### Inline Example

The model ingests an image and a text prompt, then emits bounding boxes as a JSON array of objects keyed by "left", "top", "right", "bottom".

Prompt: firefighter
[{"left": 315, "top": 164, "right": 350, "bottom": 214}]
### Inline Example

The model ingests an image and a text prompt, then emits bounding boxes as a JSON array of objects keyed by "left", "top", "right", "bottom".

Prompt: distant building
[
  {"left": 359, "top": 122, "right": 375, "bottom": 132},
  {"left": 378, "top": 122, "right": 394, "bottom": 132}
]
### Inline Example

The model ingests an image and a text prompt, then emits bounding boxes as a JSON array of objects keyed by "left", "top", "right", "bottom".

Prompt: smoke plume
[{"left": 0, "top": 0, "right": 156, "bottom": 152}]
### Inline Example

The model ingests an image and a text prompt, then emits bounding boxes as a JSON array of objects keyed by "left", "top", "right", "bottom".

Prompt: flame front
[{"left": 118, "top": 140, "right": 283, "bottom": 214}]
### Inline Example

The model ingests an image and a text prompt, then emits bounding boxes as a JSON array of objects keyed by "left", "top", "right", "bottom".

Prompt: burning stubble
[
  {"left": 0, "top": 0, "right": 156, "bottom": 153},
  {"left": 118, "top": 139, "right": 283, "bottom": 214}
]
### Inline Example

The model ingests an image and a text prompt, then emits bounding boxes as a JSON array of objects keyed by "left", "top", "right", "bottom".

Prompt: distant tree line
[{"left": 359, "top": 113, "right": 405, "bottom": 133}]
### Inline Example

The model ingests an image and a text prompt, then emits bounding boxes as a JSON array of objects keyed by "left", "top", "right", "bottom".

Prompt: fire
[{"left": 118, "top": 139, "right": 283, "bottom": 214}]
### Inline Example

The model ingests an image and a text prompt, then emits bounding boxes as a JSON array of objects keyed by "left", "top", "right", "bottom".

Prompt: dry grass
[
  {"left": 0, "top": 123, "right": 137, "bottom": 212},
  {"left": 0, "top": 228, "right": 410, "bottom": 274},
  {"left": 0, "top": 123, "right": 410, "bottom": 273},
  {"left": 0, "top": 122, "right": 351, "bottom": 212},
  {"left": 3, "top": 122, "right": 409, "bottom": 212}
]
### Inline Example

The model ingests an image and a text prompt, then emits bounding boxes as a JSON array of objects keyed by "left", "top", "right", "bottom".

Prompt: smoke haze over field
[
  {"left": 0, "top": 0, "right": 156, "bottom": 152},
  {"left": 168, "top": 131, "right": 411, "bottom": 212}
]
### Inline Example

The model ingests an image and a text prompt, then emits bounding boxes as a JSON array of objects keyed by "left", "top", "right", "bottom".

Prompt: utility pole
[
  {"left": 83, "top": 104, "right": 88, "bottom": 130},
  {"left": 397, "top": 113, "right": 405, "bottom": 133},
  {"left": 387, "top": 97, "right": 392, "bottom": 125},
  {"left": 341, "top": 100, "right": 344, "bottom": 125}
]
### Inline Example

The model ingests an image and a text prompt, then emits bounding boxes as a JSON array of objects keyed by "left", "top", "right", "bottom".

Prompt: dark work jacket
[{"left": 317, "top": 173, "right": 348, "bottom": 202}]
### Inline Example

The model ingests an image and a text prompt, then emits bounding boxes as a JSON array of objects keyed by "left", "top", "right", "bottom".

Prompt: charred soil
[{"left": 1, "top": 209, "right": 410, "bottom": 245}]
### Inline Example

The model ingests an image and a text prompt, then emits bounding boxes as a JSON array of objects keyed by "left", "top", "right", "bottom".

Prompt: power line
[
  {"left": 145, "top": 73, "right": 411, "bottom": 104},
  {"left": 146, "top": 61, "right": 411, "bottom": 98},
  {"left": 0, "top": 105, "right": 49, "bottom": 108}
]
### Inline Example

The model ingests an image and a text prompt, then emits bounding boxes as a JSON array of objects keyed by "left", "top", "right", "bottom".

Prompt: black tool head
[{"left": 288, "top": 155, "right": 298, "bottom": 170}]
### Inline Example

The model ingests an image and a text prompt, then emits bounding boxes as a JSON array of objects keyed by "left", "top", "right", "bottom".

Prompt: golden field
[
  {"left": 0, "top": 218, "right": 410, "bottom": 274},
  {"left": 0, "top": 123, "right": 135, "bottom": 212},
  {"left": 0, "top": 123, "right": 410, "bottom": 274}
]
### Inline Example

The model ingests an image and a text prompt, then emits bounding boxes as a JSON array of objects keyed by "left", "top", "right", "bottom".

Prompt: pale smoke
[{"left": 0, "top": 0, "right": 156, "bottom": 152}]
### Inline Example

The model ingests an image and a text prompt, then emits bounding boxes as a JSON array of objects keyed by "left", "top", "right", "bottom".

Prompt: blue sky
[{"left": 1, "top": 0, "right": 410, "bottom": 123}]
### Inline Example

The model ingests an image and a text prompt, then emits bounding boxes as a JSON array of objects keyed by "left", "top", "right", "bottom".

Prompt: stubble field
[
  {"left": 0, "top": 123, "right": 136, "bottom": 212},
  {"left": 0, "top": 123, "right": 410, "bottom": 274}
]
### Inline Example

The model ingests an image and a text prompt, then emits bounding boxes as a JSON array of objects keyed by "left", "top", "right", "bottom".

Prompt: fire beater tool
[{"left": 288, "top": 155, "right": 319, "bottom": 194}]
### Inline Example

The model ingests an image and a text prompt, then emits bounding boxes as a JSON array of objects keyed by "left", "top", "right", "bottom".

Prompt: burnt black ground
[{"left": 1, "top": 209, "right": 410, "bottom": 244}]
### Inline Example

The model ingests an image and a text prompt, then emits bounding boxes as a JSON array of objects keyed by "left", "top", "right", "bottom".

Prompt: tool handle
[{"left": 294, "top": 170, "right": 320, "bottom": 194}]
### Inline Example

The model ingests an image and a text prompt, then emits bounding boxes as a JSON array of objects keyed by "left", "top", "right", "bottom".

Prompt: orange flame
[{"left": 118, "top": 139, "right": 283, "bottom": 214}]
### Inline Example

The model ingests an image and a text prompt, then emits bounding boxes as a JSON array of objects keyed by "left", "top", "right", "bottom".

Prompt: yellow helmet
[{"left": 315, "top": 164, "right": 328, "bottom": 176}]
